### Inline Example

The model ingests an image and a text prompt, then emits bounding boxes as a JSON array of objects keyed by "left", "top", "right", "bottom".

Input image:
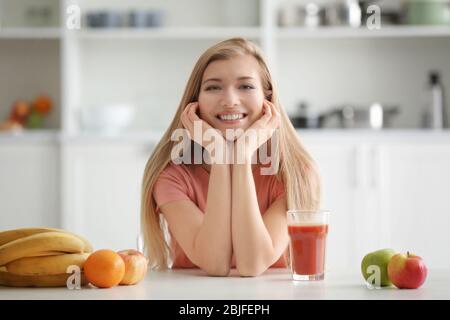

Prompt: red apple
[
  {"left": 117, "top": 249, "right": 149, "bottom": 285},
  {"left": 9, "top": 100, "right": 31, "bottom": 125},
  {"left": 387, "top": 251, "right": 428, "bottom": 289}
]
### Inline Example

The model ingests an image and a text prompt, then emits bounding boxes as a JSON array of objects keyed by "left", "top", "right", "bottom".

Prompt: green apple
[
  {"left": 361, "top": 248, "right": 396, "bottom": 287},
  {"left": 26, "top": 111, "right": 44, "bottom": 129}
]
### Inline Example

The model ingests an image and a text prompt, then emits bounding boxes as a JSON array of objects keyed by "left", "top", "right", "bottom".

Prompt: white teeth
[{"left": 219, "top": 114, "right": 245, "bottom": 121}]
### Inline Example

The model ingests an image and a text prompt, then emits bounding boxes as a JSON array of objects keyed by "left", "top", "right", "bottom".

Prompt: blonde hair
[{"left": 140, "top": 37, "right": 321, "bottom": 270}]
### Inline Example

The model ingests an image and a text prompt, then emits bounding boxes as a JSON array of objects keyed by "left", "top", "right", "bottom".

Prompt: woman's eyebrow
[{"left": 202, "top": 76, "right": 255, "bottom": 85}]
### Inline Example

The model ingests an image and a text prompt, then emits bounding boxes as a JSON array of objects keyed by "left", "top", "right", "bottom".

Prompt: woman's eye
[{"left": 205, "top": 85, "right": 254, "bottom": 91}]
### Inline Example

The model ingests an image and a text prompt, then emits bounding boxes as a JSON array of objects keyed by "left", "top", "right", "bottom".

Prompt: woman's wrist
[
  {"left": 201, "top": 137, "right": 232, "bottom": 165},
  {"left": 210, "top": 162, "right": 231, "bottom": 170},
  {"left": 233, "top": 141, "right": 255, "bottom": 165}
]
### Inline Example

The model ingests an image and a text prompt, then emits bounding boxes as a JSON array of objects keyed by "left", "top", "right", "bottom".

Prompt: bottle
[
  {"left": 422, "top": 71, "right": 447, "bottom": 129},
  {"left": 346, "top": 0, "right": 362, "bottom": 28}
]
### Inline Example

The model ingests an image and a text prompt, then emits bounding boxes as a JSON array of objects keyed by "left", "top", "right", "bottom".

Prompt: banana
[
  {"left": 0, "top": 269, "right": 88, "bottom": 287},
  {"left": 0, "top": 227, "right": 93, "bottom": 252},
  {"left": 25, "top": 251, "right": 67, "bottom": 257},
  {"left": 6, "top": 253, "right": 90, "bottom": 276},
  {"left": 0, "top": 232, "right": 85, "bottom": 266}
]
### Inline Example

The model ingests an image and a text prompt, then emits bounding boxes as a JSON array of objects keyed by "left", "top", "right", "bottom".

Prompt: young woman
[{"left": 141, "top": 38, "right": 320, "bottom": 277}]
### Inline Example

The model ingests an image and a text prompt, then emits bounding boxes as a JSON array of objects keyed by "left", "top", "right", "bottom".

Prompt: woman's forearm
[
  {"left": 231, "top": 163, "right": 277, "bottom": 276},
  {"left": 193, "top": 163, "right": 232, "bottom": 276}
]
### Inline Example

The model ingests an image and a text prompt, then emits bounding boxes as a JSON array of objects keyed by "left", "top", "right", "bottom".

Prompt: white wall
[{"left": 277, "top": 38, "right": 450, "bottom": 128}]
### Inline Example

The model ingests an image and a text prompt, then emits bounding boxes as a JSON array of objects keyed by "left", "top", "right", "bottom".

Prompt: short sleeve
[
  {"left": 270, "top": 174, "right": 286, "bottom": 204},
  {"left": 152, "top": 165, "right": 191, "bottom": 214}
]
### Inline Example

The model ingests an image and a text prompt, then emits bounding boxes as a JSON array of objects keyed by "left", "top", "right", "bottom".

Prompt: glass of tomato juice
[{"left": 287, "top": 210, "right": 330, "bottom": 281}]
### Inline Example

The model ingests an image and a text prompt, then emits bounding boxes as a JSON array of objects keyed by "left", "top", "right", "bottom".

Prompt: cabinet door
[
  {"left": 308, "top": 143, "right": 361, "bottom": 272},
  {"left": 62, "top": 143, "right": 154, "bottom": 251},
  {"left": 379, "top": 144, "right": 450, "bottom": 268},
  {"left": 0, "top": 143, "right": 59, "bottom": 229}
]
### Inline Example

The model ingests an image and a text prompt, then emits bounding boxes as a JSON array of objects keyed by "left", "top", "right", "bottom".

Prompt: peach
[
  {"left": 10, "top": 101, "right": 31, "bottom": 124},
  {"left": 117, "top": 249, "right": 148, "bottom": 285}
]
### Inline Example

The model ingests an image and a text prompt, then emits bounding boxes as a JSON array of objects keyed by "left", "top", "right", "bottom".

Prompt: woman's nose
[{"left": 220, "top": 88, "right": 239, "bottom": 107}]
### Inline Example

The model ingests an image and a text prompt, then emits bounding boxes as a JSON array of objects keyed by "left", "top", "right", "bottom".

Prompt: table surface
[{"left": 1, "top": 268, "right": 449, "bottom": 300}]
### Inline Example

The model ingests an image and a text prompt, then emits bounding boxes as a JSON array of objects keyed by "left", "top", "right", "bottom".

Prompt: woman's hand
[
  {"left": 235, "top": 100, "right": 280, "bottom": 163},
  {"left": 180, "top": 102, "right": 229, "bottom": 164}
]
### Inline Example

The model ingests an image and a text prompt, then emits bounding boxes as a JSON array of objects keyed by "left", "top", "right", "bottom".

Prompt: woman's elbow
[
  {"left": 237, "top": 264, "right": 267, "bottom": 277},
  {"left": 200, "top": 262, "right": 230, "bottom": 277},
  {"left": 204, "top": 266, "right": 230, "bottom": 277}
]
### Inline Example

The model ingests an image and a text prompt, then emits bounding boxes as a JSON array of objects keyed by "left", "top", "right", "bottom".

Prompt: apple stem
[{"left": 407, "top": 251, "right": 410, "bottom": 257}]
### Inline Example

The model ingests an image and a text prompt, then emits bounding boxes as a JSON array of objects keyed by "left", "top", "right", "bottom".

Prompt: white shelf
[
  {"left": 0, "top": 129, "right": 59, "bottom": 143},
  {"left": 58, "top": 131, "right": 164, "bottom": 144},
  {"left": 66, "top": 129, "right": 450, "bottom": 145},
  {"left": 2, "top": 26, "right": 450, "bottom": 41},
  {"left": 277, "top": 26, "right": 450, "bottom": 39},
  {"left": 0, "top": 130, "right": 163, "bottom": 144},
  {"left": 3, "top": 129, "right": 450, "bottom": 145},
  {"left": 68, "top": 27, "right": 262, "bottom": 40},
  {"left": 0, "top": 28, "right": 62, "bottom": 39}
]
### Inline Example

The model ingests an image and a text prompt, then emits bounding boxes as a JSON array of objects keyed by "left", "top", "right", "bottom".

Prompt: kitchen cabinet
[
  {"left": 2, "top": 131, "right": 450, "bottom": 271},
  {"left": 0, "top": 140, "right": 59, "bottom": 230},
  {"left": 307, "top": 143, "right": 361, "bottom": 273},
  {"left": 61, "top": 142, "right": 154, "bottom": 251},
  {"left": 377, "top": 143, "right": 450, "bottom": 268},
  {"left": 307, "top": 141, "right": 390, "bottom": 273},
  {"left": 305, "top": 134, "right": 450, "bottom": 271}
]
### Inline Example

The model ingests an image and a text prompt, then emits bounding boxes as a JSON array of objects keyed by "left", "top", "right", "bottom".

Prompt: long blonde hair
[{"left": 141, "top": 37, "right": 321, "bottom": 270}]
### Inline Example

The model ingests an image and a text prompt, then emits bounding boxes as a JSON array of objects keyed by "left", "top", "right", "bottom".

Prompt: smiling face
[{"left": 197, "top": 54, "right": 267, "bottom": 137}]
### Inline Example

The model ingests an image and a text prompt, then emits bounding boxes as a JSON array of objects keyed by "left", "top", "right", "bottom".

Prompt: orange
[
  {"left": 33, "top": 95, "right": 52, "bottom": 114},
  {"left": 83, "top": 249, "right": 125, "bottom": 288}
]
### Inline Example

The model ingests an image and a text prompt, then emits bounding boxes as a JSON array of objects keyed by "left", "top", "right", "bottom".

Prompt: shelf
[
  {"left": 276, "top": 26, "right": 450, "bottom": 39},
  {"left": 0, "top": 130, "right": 162, "bottom": 144},
  {"left": 67, "top": 27, "right": 261, "bottom": 40},
  {"left": 0, "top": 129, "right": 59, "bottom": 144},
  {"left": 3, "top": 129, "right": 450, "bottom": 145},
  {"left": 0, "top": 28, "right": 62, "bottom": 39},
  {"left": 59, "top": 131, "right": 164, "bottom": 144},
  {"left": 297, "top": 129, "right": 450, "bottom": 144},
  {"left": 3, "top": 26, "right": 448, "bottom": 40}
]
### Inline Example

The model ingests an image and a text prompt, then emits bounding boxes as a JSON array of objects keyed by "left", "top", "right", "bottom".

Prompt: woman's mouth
[{"left": 216, "top": 113, "right": 248, "bottom": 124}]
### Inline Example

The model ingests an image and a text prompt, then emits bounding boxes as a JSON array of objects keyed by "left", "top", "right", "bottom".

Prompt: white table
[{"left": 0, "top": 268, "right": 449, "bottom": 300}]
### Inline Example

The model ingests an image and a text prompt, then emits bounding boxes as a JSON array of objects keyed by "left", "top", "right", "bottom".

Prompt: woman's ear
[
  {"left": 265, "top": 91, "right": 273, "bottom": 101},
  {"left": 195, "top": 103, "right": 200, "bottom": 115},
  {"left": 194, "top": 102, "right": 202, "bottom": 118}
]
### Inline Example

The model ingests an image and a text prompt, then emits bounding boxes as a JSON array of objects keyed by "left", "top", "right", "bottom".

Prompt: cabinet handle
[
  {"left": 371, "top": 147, "right": 383, "bottom": 189},
  {"left": 370, "top": 147, "right": 377, "bottom": 189},
  {"left": 352, "top": 146, "right": 363, "bottom": 188}
]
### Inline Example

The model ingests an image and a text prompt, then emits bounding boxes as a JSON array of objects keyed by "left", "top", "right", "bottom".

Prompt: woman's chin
[
  {"left": 224, "top": 135, "right": 238, "bottom": 142},
  {"left": 219, "top": 127, "right": 247, "bottom": 141}
]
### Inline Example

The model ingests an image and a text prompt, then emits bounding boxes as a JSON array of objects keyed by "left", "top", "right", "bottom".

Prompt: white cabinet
[
  {"left": 0, "top": 141, "right": 59, "bottom": 229},
  {"left": 379, "top": 144, "right": 450, "bottom": 268},
  {"left": 307, "top": 137, "right": 450, "bottom": 271},
  {"left": 61, "top": 142, "right": 154, "bottom": 251},
  {"left": 2, "top": 132, "right": 449, "bottom": 271},
  {"left": 308, "top": 143, "right": 361, "bottom": 273},
  {"left": 308, "top": 142, "right": 386, "bottom": 273}
]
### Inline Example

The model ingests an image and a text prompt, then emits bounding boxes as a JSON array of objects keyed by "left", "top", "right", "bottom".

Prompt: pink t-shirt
[{"left": 152, "top": 161, "right": 288, "bottom": 269}]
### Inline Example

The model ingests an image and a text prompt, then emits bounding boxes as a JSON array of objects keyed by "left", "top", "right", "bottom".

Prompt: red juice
[{"left": 288, "top": 224, "right": 328, "bottom": 277}]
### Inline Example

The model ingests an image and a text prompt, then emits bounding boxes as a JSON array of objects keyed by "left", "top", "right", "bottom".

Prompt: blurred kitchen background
[{"left": 1, "top": 0, "right": 450, "bottom": 273}]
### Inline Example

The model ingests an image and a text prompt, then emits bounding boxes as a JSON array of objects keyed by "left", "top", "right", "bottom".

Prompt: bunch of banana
[{"left": 0, "top": 227, "right": 93, "bottom": 287}]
